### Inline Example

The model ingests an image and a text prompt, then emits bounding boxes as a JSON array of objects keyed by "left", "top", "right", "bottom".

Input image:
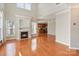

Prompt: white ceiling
[
  {"left": 38, "top": 3, "right": 56, "bottom": 17},
  {"left": 37, "top": 3, "right": 71, "bottom": 19}
]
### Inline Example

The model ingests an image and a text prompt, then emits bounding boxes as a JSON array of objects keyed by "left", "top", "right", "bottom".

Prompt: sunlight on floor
[
  {"left": 19, "top": 52, "right": 22, "bottom": 56},
  {"left": 31, "top": 38, "right": 37, "bottom": 51},
  {"left": 6, "top": 43, "right": 16, "bottom": 56}
]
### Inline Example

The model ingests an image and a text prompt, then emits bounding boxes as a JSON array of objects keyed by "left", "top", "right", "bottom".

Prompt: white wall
[
  {"left": 32, "top": 3, "right": 38, "bottom": 18},
  {"left": 3, "top": 3, "right": 38, "bottom": 40},
  {"left": 46, "top": 14, "right": 56, "bottom": 35},
  {"left": 56, "top": 9, "right": 71, "bottom": 46},
  {"left": 70, "top": 7, "right": 79, "bottom": 49},
  {"left": 48, "top": 19, "right": 56, "bottom": 35}
]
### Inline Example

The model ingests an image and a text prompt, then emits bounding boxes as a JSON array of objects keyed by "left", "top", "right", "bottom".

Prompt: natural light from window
[{"left": 16, "top": 3, "right": 32, "bottom": 10}]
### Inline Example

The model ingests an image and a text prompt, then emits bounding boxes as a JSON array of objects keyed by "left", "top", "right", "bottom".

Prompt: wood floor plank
[{"left": 0, "top": 34, "right": 79, "bottom": 56}]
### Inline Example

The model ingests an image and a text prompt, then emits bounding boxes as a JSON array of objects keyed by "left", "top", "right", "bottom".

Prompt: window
[
  {"left": 32, "top": 22, "right": 37, "bottom": 35},
  {"left": 16, "top": 3, "right": 32, "bottom": 10},
  {"left": 17, "top": 3, "right": 24, "bottom": 8},
  {"left": 0, "top": 12, "right": 3, "bottom": 41},
  {"left": 7, "top": 19, "right": 15, "bottom": 36}
]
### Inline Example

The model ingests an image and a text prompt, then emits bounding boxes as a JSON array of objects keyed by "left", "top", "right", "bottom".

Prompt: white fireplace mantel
[{"left": 16, "top": 15, "right": 31, "bottom": 40}]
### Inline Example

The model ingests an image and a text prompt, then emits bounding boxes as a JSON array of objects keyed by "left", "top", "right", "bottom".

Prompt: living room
[{"left": 0, "top": 3, "right": 79, "bottom": 56}]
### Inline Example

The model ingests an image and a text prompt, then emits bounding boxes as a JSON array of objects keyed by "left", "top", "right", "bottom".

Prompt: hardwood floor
[{"left": 0, "top": 34, "right": 79, "bottom": 56}]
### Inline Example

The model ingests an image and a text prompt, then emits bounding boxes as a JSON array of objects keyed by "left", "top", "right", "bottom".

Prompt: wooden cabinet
[{"left": 38, "top": 23, "right": 47, "bottom": 34}]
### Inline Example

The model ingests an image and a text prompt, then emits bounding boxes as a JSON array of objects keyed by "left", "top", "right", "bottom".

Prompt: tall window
[
  {"left": 0, "top": 12, "right": 3, "bottom": 41},
  {"left": 16, "top": 3, "right": 32, "bottom": 10},
  {"left": 32, "top": 22, "right": 37, "bottom": 35},
  {"left": 7, "top": 19, "right": 15, "bottom": 36}
]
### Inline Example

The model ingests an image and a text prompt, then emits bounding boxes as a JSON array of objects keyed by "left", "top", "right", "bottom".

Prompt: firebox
[{"left": 21, "top": 31, "right": 28, "bottom": 39}]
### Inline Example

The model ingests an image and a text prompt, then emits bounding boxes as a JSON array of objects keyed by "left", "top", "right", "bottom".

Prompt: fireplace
[
  {"left": 0, "top": 40, "right": 2, "bottom": 46},
  {"left": 0, "top": 40, "right": 2, "bottom": 43},
  {"left": 21, "top": 31, "right": 28, "bottom": 39}
]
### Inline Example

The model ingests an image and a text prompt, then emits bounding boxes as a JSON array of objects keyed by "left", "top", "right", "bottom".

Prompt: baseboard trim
[
  {"left": 48, "top": 34, "right": 56, "bottom": 37},
  {"left": 69, "top": 46, "right": 79, "bottom": 50},
  {"left": 56, "top": 40, "right": 69, "bottom": 46}
]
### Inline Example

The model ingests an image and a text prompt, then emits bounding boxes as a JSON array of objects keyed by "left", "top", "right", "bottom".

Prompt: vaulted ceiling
[{"left": 37, "top": 3, "right": 70, "bottom": 19}]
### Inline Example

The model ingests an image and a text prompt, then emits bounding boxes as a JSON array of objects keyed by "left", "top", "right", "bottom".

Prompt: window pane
[
  {"left": 32, "top": 22, "right": 37, "bottom": 34},
  {"left": 20, "top": 3, "right": 24, "bottom": 8},
  {"left": 16, "top": 3, "right": 31, "bottom": 10},
  {"left": 25, "top": 3, "right": 31, "bottom": 10},
  {"left": 7, "top": 20, "right": 15, "bottom": 36},
  {"left": 16, "top": 3, "right": 20, "bottom": 7},
  {"left": 16, "top": 3, "right": 24, "bottom": 8}
]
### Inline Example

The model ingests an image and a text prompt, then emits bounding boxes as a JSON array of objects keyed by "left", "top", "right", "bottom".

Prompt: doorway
[{"left": 37, "top": 23, "right": 47, "bottom": 35}]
